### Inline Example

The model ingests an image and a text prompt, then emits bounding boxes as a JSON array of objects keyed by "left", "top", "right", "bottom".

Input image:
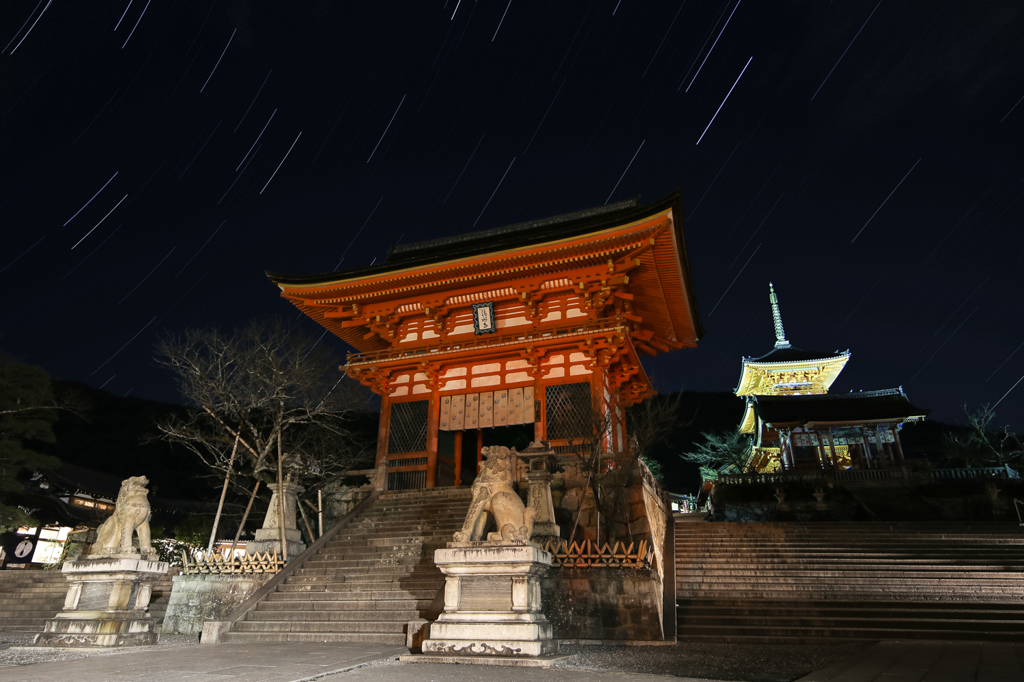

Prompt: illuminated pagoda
[
  {"left": 737, "top": 284, "right": 927, "bottom": 472},
  {"left": 268, "top": 191, "right": 703, "bottom": 489}
]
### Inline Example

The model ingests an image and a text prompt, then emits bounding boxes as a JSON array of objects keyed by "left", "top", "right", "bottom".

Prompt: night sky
[{"left": 2, "top": 1, "right": 1023, "bottom": 430}]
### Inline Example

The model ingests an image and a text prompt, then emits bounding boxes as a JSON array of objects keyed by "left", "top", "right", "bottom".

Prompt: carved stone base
[
  {"left": 34, "top": 554, "right": 168, "bottom": 648},
  {"left": 419, "top": 541, "right": 558, "bottom": 660},
  {"left": 247, "top": 527, "right": 305, "bottom": 561}
]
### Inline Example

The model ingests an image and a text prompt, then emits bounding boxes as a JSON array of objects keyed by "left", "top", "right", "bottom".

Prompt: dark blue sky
[{"left": 2, "top": 0, "right": 1023, "bottom": 430}]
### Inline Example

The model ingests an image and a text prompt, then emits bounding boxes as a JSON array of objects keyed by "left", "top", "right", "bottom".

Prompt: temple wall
[
  {"left": 162, "top": 573, "right": 272, "bottom": 636},
  {"left": 539, "top": 457, "right": 669, "bottom": 641},
  {"left": 541, "top": 567, "right": 664, "bottom": 641}
]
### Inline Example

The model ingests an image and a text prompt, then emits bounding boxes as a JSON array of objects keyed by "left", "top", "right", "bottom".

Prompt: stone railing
[
  {"left": 541, "top": 538, "right": 653, "bottom": 569},
  {"left": 181, "top": 549, "right": 285, "bottom": 576},
  {"left": 718, "top": 466, "right": 1018, "bottom": 486}
]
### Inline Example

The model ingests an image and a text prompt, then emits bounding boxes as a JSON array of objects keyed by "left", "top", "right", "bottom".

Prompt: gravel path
[
  {"left": 1, "top": 632, "right": 868, "bottom": 681},
  {"left": 0, "top": 632, "right": 198, "bottom": 669},
  {"left": 557, "top": 642, "right": 871, "bottom": 682}
]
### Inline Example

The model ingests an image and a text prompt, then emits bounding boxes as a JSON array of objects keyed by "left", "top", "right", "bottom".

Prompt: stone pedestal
[
  {"left": 420, "top": 541, "right": 558, "bottom": 659},
  {"left": 246, "top": 479, "right": 306, "bottom": 560},
  {"left": 35, "top": 553, "right": 168, "bottom": 648}
]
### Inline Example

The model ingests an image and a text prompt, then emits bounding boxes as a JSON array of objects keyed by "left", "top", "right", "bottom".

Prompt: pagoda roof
[
  {"left": 734, "top": 284, "right": 851, "bottom": 396},
  {"left": 740, "top": 388, "right": 929, "bottom": 433},
  {"left": 747, "top": 345, "right": 849, "bottom": 364},
  {"left": 270, "top": 198, "right": 643, "bottom": 286},
  {"left": 268, "top": 190, "right": 704, "bottom": 354}
]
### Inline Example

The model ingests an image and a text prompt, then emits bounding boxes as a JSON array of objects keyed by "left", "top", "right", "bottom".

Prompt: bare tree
[
  {"left": 154, "top": 319, "right": 372, "bottom": 501},
  {"left": 943, "top": 404, "right": 1022, "bottom": 470},
  {"left": 570, "top": 393, "right": 684, "bottom": 543}
]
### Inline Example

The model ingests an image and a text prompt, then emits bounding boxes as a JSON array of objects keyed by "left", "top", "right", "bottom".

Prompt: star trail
[{"left": 0, "top": 1, "right": 1022, "bottom": 429}]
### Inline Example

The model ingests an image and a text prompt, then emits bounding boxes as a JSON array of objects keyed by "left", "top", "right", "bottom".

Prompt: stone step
[
  {"left": 677, "top": 569, "right": 1024, "bottom": 579},
  {"left": 677, "top": 603, "right": 1024, "bottom": 621},
  {"left": 217, "top": 486, "right": 472, "bottom": 643},
  {"left": 283, "top": 581, "right": 441, "bottom": 593},
  {"left": 234, "top": 620, "right": 407, "bottom": 634},
  {"left": 281, "top": 579, "right": 441, "bottom": 591},
  {"left": 275, "top": 585, "right": 438, "bottom": 599},
  {"left": 255, "top": 599, "right": 432, "bottom": 612},
  {"left": 262, "top": 585, "right": 434, "bottom": 598},
  {"left": 677, "top": 597, "right": 1024, "bottom": 611},
  {"left": 220, "top": 631, "right": 407, "bottom": 645},
  {"left": 676, "top": 624, "right": 1024, "bottom": 643},
  {"left": 246, "top": 609, "right": 421, "bottom": 622}
]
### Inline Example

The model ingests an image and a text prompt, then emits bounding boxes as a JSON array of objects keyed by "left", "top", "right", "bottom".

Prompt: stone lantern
[{"left": 516, "top": 441, "right": 561, "bottom": 543}]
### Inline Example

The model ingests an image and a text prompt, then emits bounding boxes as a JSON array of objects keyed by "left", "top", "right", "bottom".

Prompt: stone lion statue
[
  {"left": 93, "top": 476, "right": 154, "bottom": 555},
  {"left": 454, "top": 446, "right": 536, "bottom": 542}
]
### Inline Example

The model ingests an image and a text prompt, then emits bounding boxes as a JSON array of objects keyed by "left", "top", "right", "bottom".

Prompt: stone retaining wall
[
  {"left": 541, "top": 567, "right": 663, "bottom": 641},
  {"left": 162, "top": 573, "right": 272, "bottom": 636}
]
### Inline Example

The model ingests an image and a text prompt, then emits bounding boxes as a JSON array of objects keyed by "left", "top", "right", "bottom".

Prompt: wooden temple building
[
  {"left": 268, "top": 191, "right": 703, "bottom": 489},
  {"left": 737, "top": 284, "right": 928, "bottom": 472}
]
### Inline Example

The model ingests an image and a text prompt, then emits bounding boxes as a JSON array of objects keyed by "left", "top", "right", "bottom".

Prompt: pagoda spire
[{"left": 769, "top": 282, "right": 790, "bottom": 348}]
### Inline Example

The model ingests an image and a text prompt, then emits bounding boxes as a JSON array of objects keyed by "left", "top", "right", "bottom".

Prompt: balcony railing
[
  {"left": 717, "top": 466, "right": 1018, "bottom": 486},
  {"left": 345, "top": 318, "right": 625, "bottom": 367}
]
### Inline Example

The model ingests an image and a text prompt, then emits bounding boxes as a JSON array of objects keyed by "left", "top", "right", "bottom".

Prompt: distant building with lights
[{"left": 737, "top": 284, "right": 928, "bottom": 472}]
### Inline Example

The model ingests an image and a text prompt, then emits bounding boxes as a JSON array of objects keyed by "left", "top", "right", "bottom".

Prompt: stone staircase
[
  {"left": 222, "top": 486, "right": 473, "bottom": 644},
  {"left": 676, "top": 522, "right": 1024, "bottom": 643},
  {"left": 0, "top": 569, "right": 175, "bottom": 632}
]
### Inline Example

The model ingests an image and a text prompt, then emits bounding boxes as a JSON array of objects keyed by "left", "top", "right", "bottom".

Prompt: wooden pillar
[
  {"left": 876, "top": 425, "right": 892, "bottom": 468},
  {"left": 826, "top": 430, "right": 840, "bottom": 470},
  {"left": 426, "top": 390, "right": 440, "bottom": 489},
  {"left": 860, "top": 427, "right": 875, "bottom": 469},
  {"left": 533, "top": 374, "right": 544, "bottom": 442},
  {"left": 811, "top": 431, "right": 826, "bottom": 469},
  {"left": 780, "top": 429, "right": 794, "bottom": 470},
  {"left": 376, "top": 395, "right": 391, "bottom": 466},
  {"left": 853, "top": 442, "right": 867, "bottom": 469},
  {"left": 453, "top": 430, "right": 463, "bottom": 487},
  {"left": 476, "top": 429, "right": 484, "bottom": 473},
  {"left": 892, "top": 425, "right": 906, "bottom": 463}
]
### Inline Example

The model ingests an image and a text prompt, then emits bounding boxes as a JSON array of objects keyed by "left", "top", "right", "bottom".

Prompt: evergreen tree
[{"left": 0, "top": 362, "right": 63, "bottom": 530}]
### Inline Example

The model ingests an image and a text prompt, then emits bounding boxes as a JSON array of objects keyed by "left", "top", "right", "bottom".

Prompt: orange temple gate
[{"left": 268, "top": 191, "right": 704, "bottom": 489}]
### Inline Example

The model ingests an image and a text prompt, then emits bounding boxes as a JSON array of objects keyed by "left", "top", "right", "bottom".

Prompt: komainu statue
[
  {"left": 93, "top": 476, "right": 154, "bottom": 555},
  {"left": 454, "top": 446, "right": 536, "bottom": 542}
]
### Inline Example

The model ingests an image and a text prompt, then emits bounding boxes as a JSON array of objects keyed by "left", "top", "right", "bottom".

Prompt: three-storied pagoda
[
  {"left": 737, "top": 284, "right": 928, "bottom": 472},
  {"left": 268, "top": 191, "right": 703, "bottom": 489}
]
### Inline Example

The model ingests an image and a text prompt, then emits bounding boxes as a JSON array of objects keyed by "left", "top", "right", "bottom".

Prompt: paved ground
[{"left": 1, "top": 637, "right": 1021, "bottom": 682}]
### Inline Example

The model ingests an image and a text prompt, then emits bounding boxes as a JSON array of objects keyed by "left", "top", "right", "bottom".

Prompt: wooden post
[
  {"left": 228, "top": 480, "right": 260, "bottom": 560},
  {"left": 376, "top": 395, "right": 391, "bottom": 466},
  {"left": 861, "top": 428, "right": 875, "bottom": 469},
  {"left": 297, "top": 498, "right": 315, "bottom": 544},
  {"left": 534, "top": 375, "right": 544, "bottom": 442},
  {"left": 276, "top": 432, "right": 288, "bottom": 559},
  {"left": 781, "top": 429, "right": 794, "bottom": 470},
  {"left": 207, "top": 433, "right": 240, "bottom": 554},
  {"left": 826, "top": 430, "right": 840, "bottom": 470},
  {"left": 875, "top": 425, "right": 892, "bottom": 468},
  {"left": 476, "top": 428, "right": 484, "bottom": 473},
  {"left": 317, "top": 489, "right": 323, "bottom": 537},
  {"left": 892, "top": 425, "right": 906, "bottom": 463},
  {"left": 426, "top": 391, "right": 440, "bottom": 489},
  {"left": 453, "top": 430, "right": 463, "bottom": 487}
]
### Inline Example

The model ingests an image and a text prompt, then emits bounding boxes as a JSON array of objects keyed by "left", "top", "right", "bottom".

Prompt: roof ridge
[{"left": 389, "top": 198, "right": 638, "bottom": 257}]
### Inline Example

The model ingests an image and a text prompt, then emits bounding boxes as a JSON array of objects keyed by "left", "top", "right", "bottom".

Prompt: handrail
[
  {"left": 200, "top": 490, "right": 380, "bottom": 644},
  {"left": 1015, "top": 499, "right": 1024, "bottom": 527}
]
